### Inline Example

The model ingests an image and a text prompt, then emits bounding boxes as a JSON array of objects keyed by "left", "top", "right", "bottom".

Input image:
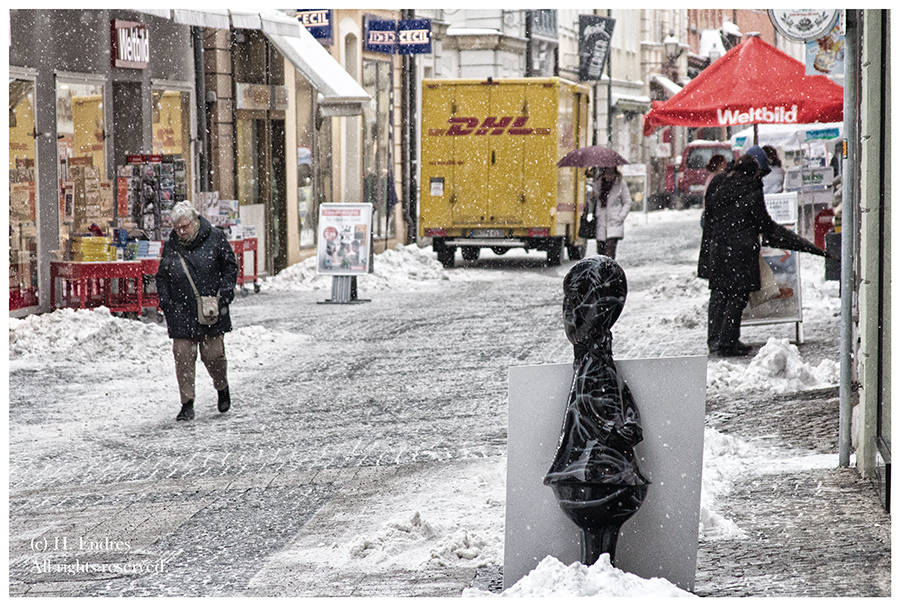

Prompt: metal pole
[
  {"left": 838, "top": 9, "right": 860, "bottom": 468},
  {"left": 192, "top": 26, "right": 209, "bottom": 193}
]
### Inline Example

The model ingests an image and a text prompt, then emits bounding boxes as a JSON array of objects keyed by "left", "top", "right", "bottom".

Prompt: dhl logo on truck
[{"left": 428, "top": 116, "right": 551, "bottom": 137}]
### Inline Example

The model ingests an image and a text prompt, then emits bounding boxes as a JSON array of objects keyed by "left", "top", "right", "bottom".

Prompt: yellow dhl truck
[{"left": 419, "top": 77, "right": 590, "bottom": 267}]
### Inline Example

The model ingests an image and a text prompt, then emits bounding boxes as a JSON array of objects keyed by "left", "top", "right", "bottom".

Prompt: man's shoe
[
  {"left": 718, "top": 344, "right": 752, "bottom": 357},
  {"left": 217, "top": 386, "right": 231, "bottom": 413},
  {"left": 176, "top": 400, "right": 195, "bottom": 421}
]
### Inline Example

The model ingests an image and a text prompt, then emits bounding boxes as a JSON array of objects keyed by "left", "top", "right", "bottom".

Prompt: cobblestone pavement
[{"left": 9, "top": 211, "right": 890, "bottom": 597}]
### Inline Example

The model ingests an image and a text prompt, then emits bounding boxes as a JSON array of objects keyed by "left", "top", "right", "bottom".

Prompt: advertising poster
[
  {"left": 316, "top": 203, "right": 372, "bottom": 276},
  {"left": 742, "top": 193, "right": 802, "bottom": 326}
]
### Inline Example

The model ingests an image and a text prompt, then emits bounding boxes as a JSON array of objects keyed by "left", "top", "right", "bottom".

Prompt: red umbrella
[
  {"left": 557, "top": 146, "right": 629, "bottom": 168},
  {"left": 643, "top": 36, "right": 843, "bottom": 137}
]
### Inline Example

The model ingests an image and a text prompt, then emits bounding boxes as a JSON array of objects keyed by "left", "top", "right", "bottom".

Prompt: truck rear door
[{"left": 449, "top": 85, "right": 490, "bottom": 226}]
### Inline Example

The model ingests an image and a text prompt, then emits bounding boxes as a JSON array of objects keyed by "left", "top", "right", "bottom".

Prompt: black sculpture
[{"left": 544, "top": 255, "right": 650, "bottom": 566}]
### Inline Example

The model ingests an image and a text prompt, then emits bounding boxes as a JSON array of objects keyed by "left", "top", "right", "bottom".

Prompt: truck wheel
[
  {"left": 461, "top": 246, "right": 480, "bottom": 261},
  {"left": 567, "top": 242, "right": 586, "bottom": 261},
  {"left": 546, "top": 237, "right": 563, "bottom": 266},
  {"left": 491, "top": 247, "right": 509, "bottom": 256},
  {"left": 437, "top": 246, "right": 456, "bottom": 268}
]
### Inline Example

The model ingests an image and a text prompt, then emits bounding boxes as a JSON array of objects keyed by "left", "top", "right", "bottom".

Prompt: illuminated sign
[
  {"left": 365, "top": 17, "right": 432, "bottom": 54},
  {"left": 296, "top": 9, "right": 332, "bottom": 43},
  {"left": 398, "top": 19, "right": 431, "bottom": 55}
]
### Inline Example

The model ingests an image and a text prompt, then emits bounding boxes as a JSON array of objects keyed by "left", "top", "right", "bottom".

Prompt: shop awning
[
  {"left": 131, "top": 9, "right": 370, "bottom": 115},
  {"left": 171, "top": 9, "right": 231, "bottom": 30},
  {"left": 263, "top": 26, "right": 371, "bottom": 116}
]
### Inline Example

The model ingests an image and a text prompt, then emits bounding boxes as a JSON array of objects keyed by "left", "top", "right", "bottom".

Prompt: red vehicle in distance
[{"left": 666, "top": 140, "right": 737, "bottom": 209}]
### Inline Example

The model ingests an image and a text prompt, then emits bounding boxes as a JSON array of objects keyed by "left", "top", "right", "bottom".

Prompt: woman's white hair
[{"left": 170, "top": 201, "right": 199, "bottom": 224}]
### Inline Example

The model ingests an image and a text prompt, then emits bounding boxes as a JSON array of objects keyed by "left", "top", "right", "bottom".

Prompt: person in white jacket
[{"left": 587, "top": 166, "right": 633, "bottom": 259}]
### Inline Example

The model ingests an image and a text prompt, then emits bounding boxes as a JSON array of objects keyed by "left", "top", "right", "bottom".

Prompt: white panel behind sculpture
[{"left": 505, "top": 356, "right": 707, "bottom": 592}]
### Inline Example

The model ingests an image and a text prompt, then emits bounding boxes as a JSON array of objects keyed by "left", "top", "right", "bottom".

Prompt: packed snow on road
[{"left": 9, "top": 209, "right": 842, "bottom": 597}]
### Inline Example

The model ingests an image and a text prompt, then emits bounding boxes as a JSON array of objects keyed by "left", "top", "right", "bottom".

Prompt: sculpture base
[{"left": 548, "top": 482, "right": 648, "bottom": 566}]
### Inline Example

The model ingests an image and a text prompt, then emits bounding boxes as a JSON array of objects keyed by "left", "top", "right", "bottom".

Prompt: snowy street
[{"left": 9, "top": 209, "right": 890, "bottom": 597}]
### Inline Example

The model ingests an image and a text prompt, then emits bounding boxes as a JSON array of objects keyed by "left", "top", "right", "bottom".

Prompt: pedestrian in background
[
  {"left": 703, "top": 154, "right": 729, "bottom": 200},
  {"left": 588, "top": 166, "right": 633, "bottom": 259},
  {"left": 698, "top": 145, "right": 779, "bottom": 357},
  {"left": 762, "top": 145, "right": 785, "bottom": 193},
  {"left": 157, "top": 201, "right": 238, "bottom": 421}
]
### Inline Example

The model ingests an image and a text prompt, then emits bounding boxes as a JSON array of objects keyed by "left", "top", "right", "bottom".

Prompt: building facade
[{"left": 9, "top": 9, "right": 199, "bottom": 316}]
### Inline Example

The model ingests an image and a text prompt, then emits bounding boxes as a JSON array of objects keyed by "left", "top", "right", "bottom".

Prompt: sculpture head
[{"left": 562, "top": 256, "right": 627, "bottom": 350}]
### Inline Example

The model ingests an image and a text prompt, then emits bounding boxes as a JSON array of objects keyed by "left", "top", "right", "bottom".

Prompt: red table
[
  {"left": 229, "top": 237, "right": 259, "bottom": 293},
  {"left": 50, "top": 261, "right": 143, "bottom": 313}
]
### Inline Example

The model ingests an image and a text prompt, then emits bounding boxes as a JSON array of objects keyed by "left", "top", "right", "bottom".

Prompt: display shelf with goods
[{"left": 9, "top": 165, "right": 39, "bottom": 310}]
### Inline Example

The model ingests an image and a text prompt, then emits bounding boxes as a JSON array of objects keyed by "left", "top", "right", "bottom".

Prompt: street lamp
[{"left": 663, "top": 33, "right": 683, "bottom": 62}]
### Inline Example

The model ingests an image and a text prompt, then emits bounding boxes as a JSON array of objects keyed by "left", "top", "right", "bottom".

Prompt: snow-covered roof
[
  {"left": 699, "top": 29, "right": 728, "bottom": 60},
  {"left": 650, "top": 73, "right": 682, "bottom": 96}
]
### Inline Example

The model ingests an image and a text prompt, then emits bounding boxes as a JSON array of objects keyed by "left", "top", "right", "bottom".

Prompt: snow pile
[
  {"left": 8, "top": 306, "right": 170, "bottom": 368},
  {"left": 463, "top": 554, "right": 695, "bottom": 598},
  {"left": 796, "top": 256, "right": 841, "bottom": 324},
  {"left": 698, "top": 428, "right": 753, "bottom": 540},
  {"left": 346, "top": 509, "right": 496, "bottom": 570},
  {"left": 707, "top": 337, "right": 839, "bottom": 396},
  {"left": 261, "top": 243, "right": 448, "bottom": 293},
  {"left": 8, "top": 306, "right": 309, "bottom": 375},
  {"left": 648, "top": 272, "right": 707, "bottom": 300}
]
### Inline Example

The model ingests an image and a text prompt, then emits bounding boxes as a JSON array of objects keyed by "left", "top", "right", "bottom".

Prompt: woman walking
[
  {"left": 157, "top": 201, "right": 239, "bottom": 421},
  {"left": 588, "top": 166, "right": 633, "bottom": 259}
]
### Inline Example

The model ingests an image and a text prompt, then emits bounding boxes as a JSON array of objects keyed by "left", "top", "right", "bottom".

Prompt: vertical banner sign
[
  {"left": 110, "top": 20, "right": 149, "bottom": 69},
  {"left": 398, "top": 19, "right": 432, "bottom": 55},
  {"left": 365, "top": 18, "right": 397, "bottom": 54},
  {"left": 578, "top": 15, "right": 615, "bottom": 82},
  {"left": 316, "top": 203, "right": 373, "bottom": 276},
  {"left": 295, "top": 9, "right": 332, "bottom": 45}
]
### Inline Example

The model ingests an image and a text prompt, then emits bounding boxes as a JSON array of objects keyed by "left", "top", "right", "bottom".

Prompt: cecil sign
[{"left": 110, "top": 20, "right": 149, "bottom": 69}]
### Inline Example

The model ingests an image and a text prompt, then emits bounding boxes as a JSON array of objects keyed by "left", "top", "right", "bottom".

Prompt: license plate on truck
[{"left": 471, "top": 229, "right": 505, "bottom": 238}]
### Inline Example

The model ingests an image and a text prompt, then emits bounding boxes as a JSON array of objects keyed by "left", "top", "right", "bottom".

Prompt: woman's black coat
[
  {"left": 157, "top": 216, "right": 239, "bottom": 339},
  {"left": 698, "top": 164, "right": 780, "bottom": 294}
]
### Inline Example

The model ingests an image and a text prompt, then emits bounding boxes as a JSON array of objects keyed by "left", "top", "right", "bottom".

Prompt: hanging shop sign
[
  {"left": 398, "top": 19, "right": 432, "bottom": 55},
  {"left": 805, "top": 13, "right": 845, "bottom": 77},
  {"left": 295, "top": 9, "right": 332, "bottom": 44},
  {"left": 365, "top": 17, "right": 432, "bottom": 55},
  {"left": 578, "top": 15, "right": 615, "bottom": 82},
  {"left": 110, "top": 20, "right": 150, "bottom": 69},
  {"left": 768, "top": 9, "right": 841, "bottom": 42},
  {"left": 365, "top": 17, "right": 397, "bottom": 54},
  {"left": 316, "top": 203, "right": 373, "bottom": 276}
]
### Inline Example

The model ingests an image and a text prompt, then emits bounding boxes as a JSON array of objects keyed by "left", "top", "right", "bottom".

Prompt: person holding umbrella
[
  {"left": 587, "top": 166, "right": 633, "bottom": 259},
  {"left": 558, "top": 146, "right": 632, "bottom": 260},
  {"left": 698, "top": 145, "right": 826, "bottom": 357}
]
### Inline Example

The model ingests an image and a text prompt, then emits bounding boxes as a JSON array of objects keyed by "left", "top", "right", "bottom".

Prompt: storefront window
[
  {"left": 152, "top": 89, "right": 193, "bottom": 201},
  {"left": 236, "top": 117, "right": 261, "bottom": 207},
  {"left": 9, "top": 79, "right": 39, "bottom": 310},
  {"left": 56, "top": 80, "right": 111, "bottom": 250},
  {"left": 362, "top": 59, "right": 394, "bottom": 240}
]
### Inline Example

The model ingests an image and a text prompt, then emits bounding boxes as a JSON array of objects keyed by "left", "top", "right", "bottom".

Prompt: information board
[
  {"left": 316, "top": 203, "right": 373, "bottom": 276},
  {"left": 742, "top": 192, "right": 803, "bottom": 332}
]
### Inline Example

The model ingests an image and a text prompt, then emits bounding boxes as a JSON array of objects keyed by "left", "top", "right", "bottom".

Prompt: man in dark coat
[
  {"left": 157, "top": 201, "right": 239, "bottom": 420},
  {"left": 698, "top": 146, "right": 779, "bottom": 357}
]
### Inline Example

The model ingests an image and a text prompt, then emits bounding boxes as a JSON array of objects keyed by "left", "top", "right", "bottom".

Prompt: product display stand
[{"left": 320, "top": 275, "right": 370, "bottom": 304}]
